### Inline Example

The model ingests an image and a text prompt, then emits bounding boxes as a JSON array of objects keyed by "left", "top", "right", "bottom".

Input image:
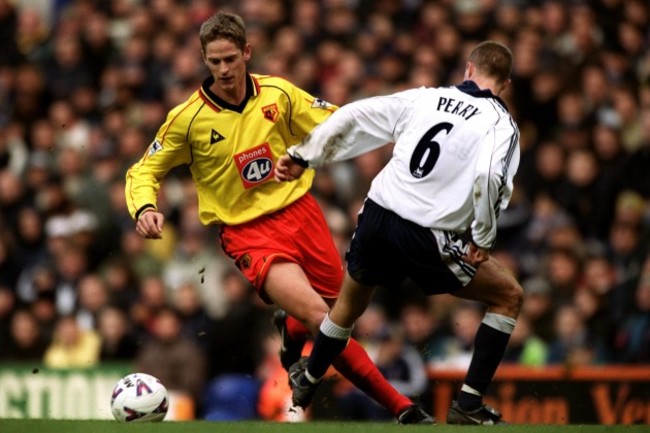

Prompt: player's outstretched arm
[
  {"left": 136, "top": 210, "right": 165, "bottom": 239},
  {"left": 275, "top": 154, "right": 306, "bottom": 182}
]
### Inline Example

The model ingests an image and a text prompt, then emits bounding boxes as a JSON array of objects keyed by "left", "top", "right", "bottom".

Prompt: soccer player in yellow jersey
[{"left": 125, "top": 12, "right": 431, "bottom": 424}]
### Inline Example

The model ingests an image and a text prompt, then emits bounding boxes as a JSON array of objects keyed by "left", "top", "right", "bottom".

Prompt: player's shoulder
[
  {"left": 391, "top": 86, "right": 432, "bottom": 101},
  {"left": 252, "top": 74, "right": 333, "bottom": 110},
  {"left": 166, "top": 89, "right": 203, "bottom": 119},
  {"left": 429, "top": 84, "right": 476, "bottom": 103},
  {"left": 253, "top": 73, "right": 297, "bottom": 91},
  {"left": 451, "top": 82, "right": 511, "bottom": 116},
  {"left": 366, "top": 87, "right": 429, "bottom": 110}
]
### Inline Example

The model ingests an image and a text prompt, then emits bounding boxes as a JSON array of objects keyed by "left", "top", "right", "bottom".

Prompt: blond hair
[{"left": 199, "top": 12, "right": 247, "bottom": 52}]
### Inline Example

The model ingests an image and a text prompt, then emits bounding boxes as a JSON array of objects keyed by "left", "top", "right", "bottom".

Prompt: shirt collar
[
  {"left": 200, "top": 73, "right": 260, "bottom": 113},
  {"left": 455, "top": 80, "right": 508, "bottom": 111}
]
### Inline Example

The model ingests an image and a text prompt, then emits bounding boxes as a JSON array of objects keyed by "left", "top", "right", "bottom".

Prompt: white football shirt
[{"left": 288, "top": 81, "right": 520, "bottom": 249}]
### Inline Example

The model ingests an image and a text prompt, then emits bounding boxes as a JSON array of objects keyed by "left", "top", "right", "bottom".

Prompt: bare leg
[
  {"left": 264, "top": 262, "right": 412, "bottom": 416},
  {"left": 452, "top": 256, "right": 523, "bottom": 318},
  {"left": 448, "top": 256, "right": 523, "bottom": 421},
  {"left": 328, "top": 273, "right": 376, "bottom": 328}
]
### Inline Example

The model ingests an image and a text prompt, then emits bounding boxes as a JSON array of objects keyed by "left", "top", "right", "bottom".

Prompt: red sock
[
  {"left": 332, "top": 338, "right": 412, "bottom": 416},
  {"left": 285, "top": 315, "right": 310, "bottom": 340}
]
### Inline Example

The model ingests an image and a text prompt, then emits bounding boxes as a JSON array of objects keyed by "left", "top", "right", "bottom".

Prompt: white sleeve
[
  {"left": 287, "top": 90, "right": 417, "bottom": 167},
  {"left": 471, "top": 115, "right": 520, "bottom": 249}
]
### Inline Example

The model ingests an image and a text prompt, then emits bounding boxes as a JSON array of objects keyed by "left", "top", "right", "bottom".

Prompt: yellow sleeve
[
  {"left": 125, "top": 99, "right": 195, "bottom": 220},
  {"left": 285, "top": 84, "right": 338, "bottom": 143}
]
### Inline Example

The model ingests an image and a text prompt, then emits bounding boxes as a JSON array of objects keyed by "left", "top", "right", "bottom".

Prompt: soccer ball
[{"left": 110, "top": 373, "right": 169, "bottom": 422}]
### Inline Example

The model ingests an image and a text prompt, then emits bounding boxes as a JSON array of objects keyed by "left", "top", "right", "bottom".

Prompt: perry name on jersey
[{"left": 288, "top": 82, "right": 520, "bottom": 249}]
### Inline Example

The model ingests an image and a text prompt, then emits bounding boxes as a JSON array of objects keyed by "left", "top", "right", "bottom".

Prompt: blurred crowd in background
[{"left": 0, "top": 0, "right": 650, "bottom": 421}]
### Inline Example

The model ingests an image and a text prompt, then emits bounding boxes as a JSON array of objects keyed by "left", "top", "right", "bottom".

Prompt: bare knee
[
  {"left": 458, "top": 258, "right": 525, "bottom": 318},
  {"left": 455, "top": 275, "right": 524, "bottom": 319},
  {"left": 263, "top": 261, "right": 331, "bottom": 334},
  {"left": 300, "top": 303, "right": 329, "bottom": 335},
  {"left": 496, "top": 280, "right": 524, "bottom": 318}
]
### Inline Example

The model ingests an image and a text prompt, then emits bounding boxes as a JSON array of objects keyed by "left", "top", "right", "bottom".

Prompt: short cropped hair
[
  {"left": 468, "top": 41, "right": 513, "bottom": 85},
  {"left": 199, "top": 12, "right": 247, "bottom": 52}
]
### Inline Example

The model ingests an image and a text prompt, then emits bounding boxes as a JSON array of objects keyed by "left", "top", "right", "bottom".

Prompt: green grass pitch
[{"left": 1, "top": 420, "right": 649, "bottom": 433}]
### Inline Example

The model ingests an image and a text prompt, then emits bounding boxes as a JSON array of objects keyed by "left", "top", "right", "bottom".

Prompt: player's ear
[
  {"left": 242, "top": 43, "right": 252, "bottom": 62},
  {"left": 464, "top": 62, "right": 474, "bottom": 80},
  {"left": 498, "top": 77, "right": 511, "bottom": 95}
]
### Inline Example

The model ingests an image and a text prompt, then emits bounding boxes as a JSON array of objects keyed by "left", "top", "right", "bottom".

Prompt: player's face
[{"left": 203, "top": 38, "right": 251, "bottom": 99}]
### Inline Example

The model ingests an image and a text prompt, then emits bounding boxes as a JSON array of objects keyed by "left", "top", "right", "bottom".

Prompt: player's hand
[
  {"left": 462, "top": 242, "right": 489, "bottom": 267},
  {"left": 275, "top": 154, "right": 306, "bottom": 182},
  {"left": 136, "top": 210, "right": 164, "bottom": 239}
]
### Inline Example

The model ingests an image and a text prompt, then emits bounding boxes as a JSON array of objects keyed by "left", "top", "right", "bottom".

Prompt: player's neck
[
  {"left": 469, "top": 77, "right": 501, "bottom": 97},
  {"left": 211, "top": 77, "right": 247, "bottom": 106}
]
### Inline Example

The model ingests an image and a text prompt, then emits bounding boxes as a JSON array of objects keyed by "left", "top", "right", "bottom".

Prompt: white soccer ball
[{"left": 110, "top": 373, "right": 169, "bottom": 422}]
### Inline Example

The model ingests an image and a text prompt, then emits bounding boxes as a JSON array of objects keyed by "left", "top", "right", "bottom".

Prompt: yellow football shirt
[{"left": 125, "top": 74, "right": 336, "bottom": 226}]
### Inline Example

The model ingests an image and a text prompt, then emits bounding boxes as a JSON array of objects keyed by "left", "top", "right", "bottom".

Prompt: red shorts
[{"left": 220, "top": 193, "right": 344, "bottom": 304}]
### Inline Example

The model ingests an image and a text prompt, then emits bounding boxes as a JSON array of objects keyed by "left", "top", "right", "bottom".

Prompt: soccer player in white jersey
[{"left": 275, "top": 40, "right": 523, "bottom": 425}]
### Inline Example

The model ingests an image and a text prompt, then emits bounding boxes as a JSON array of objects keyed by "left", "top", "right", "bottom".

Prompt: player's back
[{"left": 368, "top": 82, "right": 518, "bottom": 233}]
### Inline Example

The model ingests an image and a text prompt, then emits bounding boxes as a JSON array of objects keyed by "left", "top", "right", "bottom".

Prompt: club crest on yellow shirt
[{"left": 261, "top": 104, "right": 279, "bottom": 123}]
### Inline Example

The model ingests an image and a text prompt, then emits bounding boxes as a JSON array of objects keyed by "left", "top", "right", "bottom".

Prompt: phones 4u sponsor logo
[{"left": 234, "top": 143, "right": 274, "bottom": 189}]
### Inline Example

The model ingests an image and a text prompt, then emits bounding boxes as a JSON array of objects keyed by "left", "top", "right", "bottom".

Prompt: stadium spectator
[
  {"left": 48, "top": 241, "right": 91, "bottom": 316},
  {"left": 591, "top": 122, "right": 627, "bottom": 194},
  {"left": 135, "top": 307, "right": 207, "bottom": 408},
  {"left": 205, "top": 269, "right": 270, "bottom": 380},
  {"left": 118, "top": 228, "right": 163, "bottom": 280},
  {"left": 2, "top": 308, "right": 48, "bottom": 361},
  {"left": 518, "top": 140, "right": 567, "bottom": 205},
  {"left": 162, "top": 202, "right": 233, "bottom": 319},
  {"left": 572, "top": 285, "right": 616, "bottom": 351},
  {"left": 14, "top": 5, "right": 49, "bottom": 63},
  {"left": 432, "top": 302, "right": 485, "bottom": 370},
  {"left": 75, "top": 273, "right": 110, "bottom": 331},
  {"left": 520, "top": 276, "right": 556, "bottom": 344},
  {"left": 0, "top": 229, "right": 21, "bottom": 290},
  {"left": 542, "top": 247, "right": 583, "bottom": 305},
  {"left": 97, "top": 305, "right": 139, "bottom": 362},
  {"left": 614, "top": 272, "right": 650, "bottom": 363},
  {"left": 399, "top": 301, "right": 449, "bottom": 365},
  {"left": 98, "top": 255, "right": 139, "bottom": 313},
  {"left": 0, "top": 0, "right": 23, "bottom": 66},
  {"left": 561, "top": 148, "right": 616, "bottom": 240},
  {"left": 130, "top": 275, "right": 168, "bottom": 339},
  {"left": 0, "top": 285, "right": 15, "bottom": 350},
  {"left": 502, "top": 313, "right": 548, "bottom": 367},
  {"left": 546, "top": 303, "right": 610, "bottom": 366},
  {"left": 171, "top": 281, "right": 215, "bottom": 355},
  {"left": 621, "top": 107, "right": 650, "bottom": 199},
  {"left": 43, "top": 315, "right": 101, "bottom": 368},
  {"left": 13, "top": 206, "right": 48, "bottom": 271}
]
